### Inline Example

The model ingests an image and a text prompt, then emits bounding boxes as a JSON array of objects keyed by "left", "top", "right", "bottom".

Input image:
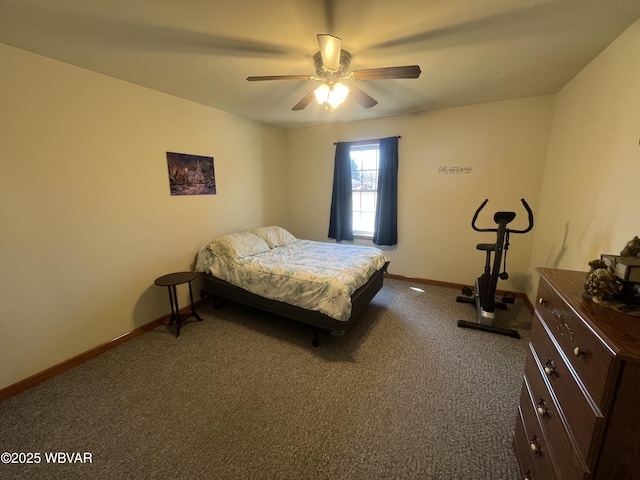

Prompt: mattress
[{"left": 195, "top": 227, "right": 390, "bottom": 321}]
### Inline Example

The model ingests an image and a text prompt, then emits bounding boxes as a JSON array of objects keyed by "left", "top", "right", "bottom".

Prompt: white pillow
[
  {"left": 206, "top": 232, "right": 270, "bottom": 263},
  {"left": 250, "top": 226, "right": 297, "bottom": 248}
]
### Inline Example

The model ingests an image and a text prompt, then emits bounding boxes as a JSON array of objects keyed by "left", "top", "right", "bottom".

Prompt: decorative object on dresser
[
  {"left": 586, "top": 235, "right": 640, "bottom": 314},
  {"left": 584, "top": 259, "right": 622, "bottom": 305},
  {"left": 513, "top": 268, "right": 640, "bottom": 479},
  {"left": 619, "top": 235, "right": 640, "bottom": 258},
  {"left": 601, "top": 254, "right": 640, "bottom": 283}
]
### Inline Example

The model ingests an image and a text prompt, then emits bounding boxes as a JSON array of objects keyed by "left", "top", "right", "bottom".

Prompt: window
[
  {"left": 350, "top": 142, "right": 380, "bottom": 237},
  {"left": 328, "top": 136, "right": 397, "bottom": 245}
]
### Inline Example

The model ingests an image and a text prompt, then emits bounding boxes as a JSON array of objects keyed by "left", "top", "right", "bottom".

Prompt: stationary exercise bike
[{"left": 456, "top": 198, "right": 534, "bottom": 338}]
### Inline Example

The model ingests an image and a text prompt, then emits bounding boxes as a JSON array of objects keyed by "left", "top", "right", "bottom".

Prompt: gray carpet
[{"left": 0, "top": 279, "right": 531, "bottom": 479}]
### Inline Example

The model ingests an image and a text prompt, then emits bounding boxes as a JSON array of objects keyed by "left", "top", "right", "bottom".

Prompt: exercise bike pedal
[
  {"left": 501, "top": 292, "right": 515, "bottom": 304},
  {"left": 456, "top": 286, "right": 476, "bottom": 305},
  {"left": 493, "top": 301, "right": 508, "bottom": 310}
]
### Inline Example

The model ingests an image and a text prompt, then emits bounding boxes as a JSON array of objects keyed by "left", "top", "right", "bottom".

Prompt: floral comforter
[{"left": 196, "top": 239, "right": 389, "bottom": 321}]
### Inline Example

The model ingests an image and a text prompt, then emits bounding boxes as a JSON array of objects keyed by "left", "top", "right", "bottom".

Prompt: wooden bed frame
[{"left": 200, "top": 262, "right": 389, "bottom": 342}]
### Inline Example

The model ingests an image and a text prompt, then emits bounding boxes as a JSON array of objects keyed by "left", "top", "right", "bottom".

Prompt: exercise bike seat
[
  {"left": 494, "top": 211, "right": 516, "bottom": 223},
  {"left": 476, "top": 243, "right": 496, "bottom": 251}
]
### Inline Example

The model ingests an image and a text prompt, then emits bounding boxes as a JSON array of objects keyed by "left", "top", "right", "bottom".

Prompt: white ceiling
[{"left": 2, "top": 0, "right": 639, "bottom": 130}]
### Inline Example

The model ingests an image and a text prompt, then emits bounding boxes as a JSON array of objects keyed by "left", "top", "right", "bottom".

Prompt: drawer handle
[
  {"left": 524, "top": 470, "right": 533, "bottom": 480},
  {"left": 530, "top": 435, "right": 542, "bottom": 455},
  {"left": 538, "top": 297, "right": 546, "bottom": 305},
  {"left": 544, "top": 359, "right": 558, "bottom": 377},
  {"left": 536, "top": 399, "right": 550, "bottom": 417},
  {"left": 573, "top": 346, "right": 585, "bottom": 357}
]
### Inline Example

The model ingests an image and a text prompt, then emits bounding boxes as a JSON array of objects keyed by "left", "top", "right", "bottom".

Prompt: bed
[{"left": 195, "top": 226, "right": 390, "bottom": 342}]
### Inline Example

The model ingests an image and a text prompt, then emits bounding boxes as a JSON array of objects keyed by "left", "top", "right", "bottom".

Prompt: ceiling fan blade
[
  {"left": 292, "top": 90, "right": 316, "bottom": 111},
  {"left": 247, "top": 75, "right": 313, "bottom": 81},
  {"left": 317, "top": 34, "right": 342, "bottom": 70},
  {"left": 351, "top": 65, "right": 421, "bottom": 80},
  {"left": 347, "top": 84, "right": 378, "bottom": 109}
]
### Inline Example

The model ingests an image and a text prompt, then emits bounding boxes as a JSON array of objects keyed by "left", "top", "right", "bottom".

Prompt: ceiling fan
[{"left": 246, "top": 34, "right": 421, "bottom": 111}]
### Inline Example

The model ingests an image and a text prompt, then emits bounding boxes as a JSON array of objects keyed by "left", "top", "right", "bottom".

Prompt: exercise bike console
[{"left": 457, "top": 198, "right": 534, "bottom": 338}]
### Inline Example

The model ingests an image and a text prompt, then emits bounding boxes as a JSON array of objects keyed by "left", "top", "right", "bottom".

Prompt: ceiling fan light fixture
[
  {"left": 314, "top": 83, "right": 330, "bottom": 103},
  {"left": 314, "top": 82, "right": 349, "bottom": 110},
  {"left": 317, "top": 34, "right": 342, "bottom": 70},
  {"left": 248, "top": 35, "right": 419, "bottom": 112},
  {"left": 329, "top": 82, "right": 349, "bottom": 107}
]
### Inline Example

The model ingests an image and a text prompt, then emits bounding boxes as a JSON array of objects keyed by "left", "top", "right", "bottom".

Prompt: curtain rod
[{"left": 334, "top": 135, "right": 401, "bottom": 145}]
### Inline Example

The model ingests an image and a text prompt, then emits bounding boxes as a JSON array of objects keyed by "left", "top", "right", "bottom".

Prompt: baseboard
[
  {"left": 0, "top": 299, "right": 209, "bottom": 403},
  {"left": 385, "top": 273, "right": 535, "bottom": 313}
]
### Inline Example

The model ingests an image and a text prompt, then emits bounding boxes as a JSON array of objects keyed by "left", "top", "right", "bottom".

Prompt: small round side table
[{"left": 154, "top": 272, "right": 203, "bottom": 337}]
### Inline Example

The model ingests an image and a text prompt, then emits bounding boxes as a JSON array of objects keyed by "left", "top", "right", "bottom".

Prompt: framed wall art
[{"left": 166, "top": 151, "right": 216, "bottom": 196}]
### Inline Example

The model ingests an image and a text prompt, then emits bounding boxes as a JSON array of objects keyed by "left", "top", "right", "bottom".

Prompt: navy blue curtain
[
  {"left": 328, "top": 142, "right": 354, "bottom": 241},
  {"left": 373, "top": 137, "right": 399, "bottom": 246}
]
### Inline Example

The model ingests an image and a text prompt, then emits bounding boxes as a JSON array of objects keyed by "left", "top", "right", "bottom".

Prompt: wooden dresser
[{"left": 514, "top": 268, "right": 640, "bottom": 480}]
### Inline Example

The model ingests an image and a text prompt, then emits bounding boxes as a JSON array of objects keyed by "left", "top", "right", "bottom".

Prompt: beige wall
[
  {"left": 526, "top": 19, "right": 640, "bottom": 300},
  {"left": 0, "top": 44, "right": 288, "bottom": 390},
  {"left": 287, "top": 96, "right": 553, "bottom": 293}
]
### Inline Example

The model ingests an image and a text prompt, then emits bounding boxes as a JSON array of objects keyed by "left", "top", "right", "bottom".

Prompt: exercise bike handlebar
[{"left": 471, "top": 198, "right": 534, "bottom": 233}]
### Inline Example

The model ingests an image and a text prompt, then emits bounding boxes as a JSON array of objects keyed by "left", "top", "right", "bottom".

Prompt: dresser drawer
[
  {"left": 524, "top": 347, "right": 589, "bottom": 479},
  {"left": 518, "top": 381, "right": 559, "bottom": 480},
  {"left": 530, "top": 312, "right": 603, "bottom": 463},
  {"left": 536, "top": 278, "right": 613, "bottom": 409},
  {"left": 514, "top": 407, "right": 538, "bottom": 480}
]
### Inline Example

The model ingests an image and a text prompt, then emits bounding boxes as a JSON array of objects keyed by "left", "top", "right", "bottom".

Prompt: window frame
[{"left": 349, "top": 140, "right": 380, "bottom": 238}]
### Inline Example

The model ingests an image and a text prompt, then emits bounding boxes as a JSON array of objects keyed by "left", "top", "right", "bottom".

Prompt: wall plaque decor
[
  {"left": 166, "top": 152, "right": 216, "bottom": 196},
  {"left": 437, "top": 166, "right": 473, "bottom": 174}
]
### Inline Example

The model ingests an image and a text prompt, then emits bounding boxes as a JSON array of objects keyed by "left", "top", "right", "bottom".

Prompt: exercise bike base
[
  {"left": 457, "top": 319, "right": 520, "bottom": 339},
  {"left": 457, "top": 295, "right": 509, "bottom": 310}
]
